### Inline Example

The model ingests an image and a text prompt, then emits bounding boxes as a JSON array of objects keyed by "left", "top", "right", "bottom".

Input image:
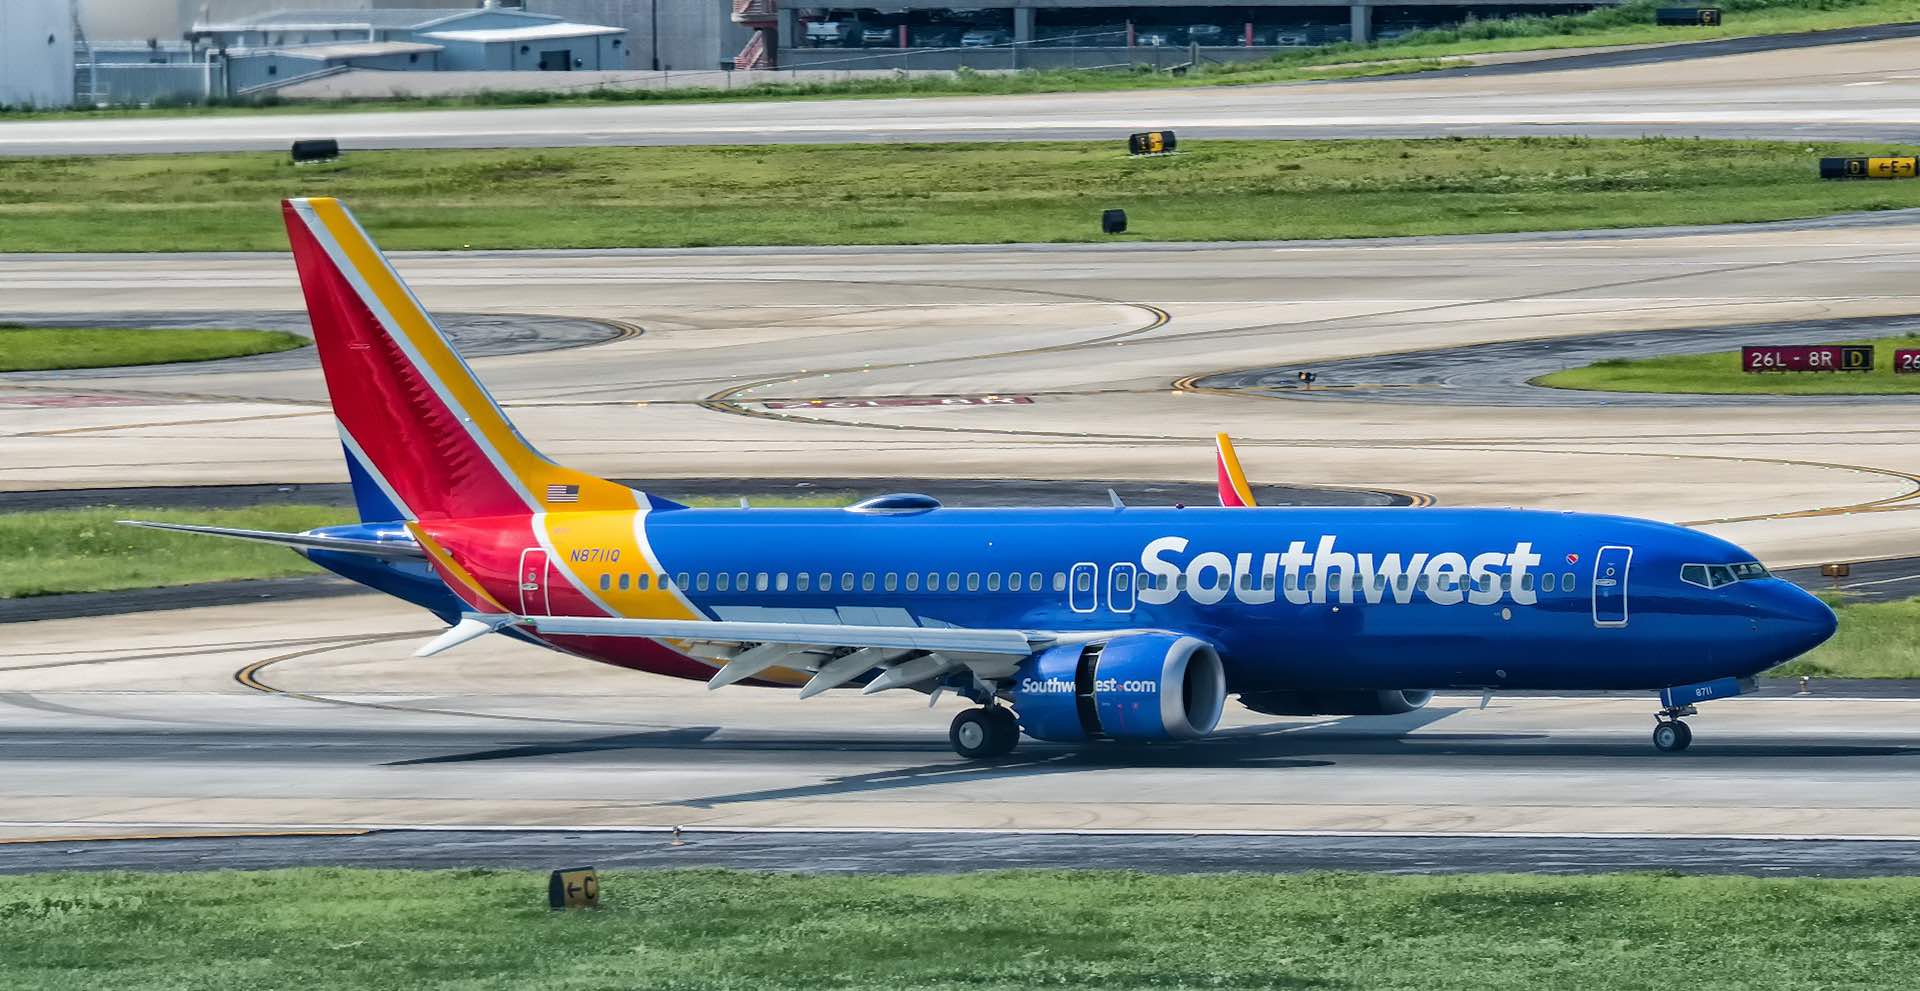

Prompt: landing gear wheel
[
  {"left": 950, "top": 706, "right": 1019, "bottom": 759},
  {"left": 1652, "top": 720, "right": 1693, "bottom": 753}
]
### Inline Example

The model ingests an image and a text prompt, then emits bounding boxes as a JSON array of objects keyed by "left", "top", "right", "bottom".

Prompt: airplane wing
[
  {"left": 423, "top": 610, "right": 1155, "bottom": 698},
  {"left": 1214, "top": 432, "right": 1257, "bottom": 508},
  {"left": 117, "top": 521, "right": 426, "bottom": 559}
]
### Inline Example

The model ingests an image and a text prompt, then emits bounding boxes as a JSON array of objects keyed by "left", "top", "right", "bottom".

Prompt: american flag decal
[{"left": 546, "top": 484, "right": 580, "bottom": 504}]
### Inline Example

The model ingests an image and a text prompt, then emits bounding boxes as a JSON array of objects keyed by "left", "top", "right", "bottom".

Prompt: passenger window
[
  {"left": 1009, "top": 572, "right": 1022, "bottom": 592},
  {"left": 885, "top": 573, "right": 898, "bottom": 592},
  {"left": 1373, "top": 575, "right": 1386, "bottom": 592},
  {"left": 967, "top": 573, "right": 981, "bottom": 592},
  {"left": 797, "top": 572, "right": 811, "bottom": 591},
  {"left": 1562, "top": 572, "right": 1576, "bottom": 591},
  {"left": 1239, "top": 573, "right": 1254, "bottom": 590},
  {"left": 637, "top": 574, "right": 651, "bottom": 590},
  {"left": 1052, "top": 573, "right": 1066, "bottom": 592},
  {"left": 1284, "top": 573, "right": 1297, "bottom": 592},
  {"left": 1542, "top": 572, "right": 1555, "bottom": 592},
  {"left": 1074, "top": 571, "right": 1091, "bottom": 592},
  {"left": 599, "top": 574, "right": 611, "bottom": 591},
  {"left": 755, "top": 573, "right": 769, "bottom": 592},
  {"left": 696, "top": 573, "right": 710, "bottom": 591},
  {"left": 1397, "top": 574, "right": 1410, "bottom": 591},
  {"left": 1031, "top": 572, "right": 1044, "bottom": 592},
  {"left": 1418, "top": 575, "right": 1430, "bottom": 591},
  {"left": 1518, "top": 574, "right": 1532, "bottom": 592},
  {"left": 948, "top": 572, "right": 962, "bottom": 592},
  {"left": 1262, "top": 574, "right": 1275, "bottom": 591},
  {"left": 1305, "top": 574, "right": 1318, "bottom": 591},
  {"left": 618, "top": 574, "right": 631, "bottom": 591},
  {"left": 905, "top": 572, "right": 919, "bottom": 591},
  {"left": 987, "top": 572, "right": 1001, "bottom": 592},
  {"left": 819, "top": 572, "right": 832, "bottom": 591},
  {"left": 776, "top": 573, "right": 789, "bottom": 591},
  {"left": 716, "top": 572, "right": 731, "bottom": 592},
  {"left": 841, "top": 573, "right": 855, "bottom": 592},
  {"left": 1116, "top": 571, "right": 1132, "bottom": 591},
  {"left": 861, "top": 572, "right": 875, "bottom": 592},
  {"left": 736, "top": 572, "right": 748, "bottom": 591},
  {"left": 675, "top": 572, "right": 689, "bottom": 590}
]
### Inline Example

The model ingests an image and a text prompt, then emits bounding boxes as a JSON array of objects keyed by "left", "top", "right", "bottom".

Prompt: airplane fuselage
[{"left": 314, "top": 504, "right": 1834, "bottom": 694}]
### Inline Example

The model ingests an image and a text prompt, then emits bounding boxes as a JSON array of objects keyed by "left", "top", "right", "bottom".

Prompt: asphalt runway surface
[
  {"left": 8, "top": 828, "right": 1920, "bottom": 876},
  {"left": 1198, "top": 314, "right": 1920, "bottom": 407},
  {"left": 6, "top": 595, "right": 1920, "bottom": 852},
  {"left": 11, "top": 31, "right": 1920, "bottom": 154}
]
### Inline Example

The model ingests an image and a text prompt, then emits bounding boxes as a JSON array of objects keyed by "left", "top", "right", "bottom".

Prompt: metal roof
[
  {"left": 260, "top": 40, "right": 446, "bottom": 60},
  {"left": 196, "top": 8, "right": 561, "bottom": 33}
]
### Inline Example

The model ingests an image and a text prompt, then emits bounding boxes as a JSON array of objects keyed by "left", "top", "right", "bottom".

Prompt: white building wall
[{"left": 2, "top": 0, "right": 77, "bottom": 108}]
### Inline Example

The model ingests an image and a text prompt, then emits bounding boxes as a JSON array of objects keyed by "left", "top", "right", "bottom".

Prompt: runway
[
  {"left": 3, "top": 594, "right": 1919, "bottom": 849},
  {"left": 9, "top": 213, "right": 1920, "bottom": 566},
  {"left": 9, "top": 32, "right": 1920, "bottom": 154}
]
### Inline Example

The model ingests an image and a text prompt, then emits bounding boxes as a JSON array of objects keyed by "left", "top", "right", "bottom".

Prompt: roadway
[
  {"left": 3, "top": 594, "right": 1918, "bottom": 855},
  {"left": 9, "top": 33, "right": 1920, "bottom": 154}
]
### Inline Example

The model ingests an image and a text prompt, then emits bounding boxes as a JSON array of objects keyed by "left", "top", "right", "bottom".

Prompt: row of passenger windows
[
  {"left": 600, "top": 570, "right": 1071, "bottom": 594},
  {"left": 596, "top": 569, "right": 1584, "bottom": 595}
]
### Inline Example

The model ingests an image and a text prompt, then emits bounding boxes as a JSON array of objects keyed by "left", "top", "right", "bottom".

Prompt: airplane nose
[{"left": 1779, "top": 586, "right": 1838, "bottom": 657}]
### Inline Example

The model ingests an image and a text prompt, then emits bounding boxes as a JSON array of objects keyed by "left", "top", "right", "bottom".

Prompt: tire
[
  {"left": 985, "top": 706, "right": 1020, "bottom": 756},
  {"left": 1652, "top": 721, "right": 1690, "bottom": 753},
  {"left": 949, "top": 708, "right": 998, "bottom": 759}
]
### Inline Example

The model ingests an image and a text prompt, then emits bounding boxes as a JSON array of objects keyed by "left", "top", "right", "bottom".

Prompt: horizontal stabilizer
[{"left": 117, "top": 520, "right": 425, "bottom": 559}]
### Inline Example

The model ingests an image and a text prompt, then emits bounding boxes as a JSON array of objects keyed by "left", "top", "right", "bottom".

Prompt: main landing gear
[
  {"left": 950, "top": 705, "right": 1019, "bottom": 759},
  {"left": 1652, "top": 705, "right": 1696, "bottom": 753}
]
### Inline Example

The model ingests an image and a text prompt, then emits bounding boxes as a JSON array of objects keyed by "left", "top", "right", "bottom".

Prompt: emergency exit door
[
  {"left": 1592, "top": 545, "right": 1631, "bottom": 627},
  {"left": 518, "top": 547, "right": 551, "bottom": 615}
]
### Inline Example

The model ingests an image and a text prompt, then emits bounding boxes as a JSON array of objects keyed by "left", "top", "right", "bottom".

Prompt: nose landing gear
[
  {"left": 949, "top": 705, "right": 1020, "bottom": 759},
  {"left": 1652, "top": 705, "right": 1696, "bottom": 753}
]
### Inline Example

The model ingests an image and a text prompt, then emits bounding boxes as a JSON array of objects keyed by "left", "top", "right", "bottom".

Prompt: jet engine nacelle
[
  {"left": 1238, "top": 689, "right": 1434, "bottom": 716},
  {"left": 1011, "top": 634, "right": 1227, "bottom": 742}
]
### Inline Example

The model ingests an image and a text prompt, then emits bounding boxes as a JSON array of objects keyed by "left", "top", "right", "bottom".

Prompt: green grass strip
[
  {"left": 3, "top": 868, "right": 1919, "bottom": 990},
  {"left": 1533, "top": 334, "right": 1920, "bottom": 395},
  {"left": 8, "top": 138, "right": 1920, "bottom": 252},
  {"left": 0, "top": 326, "right": 308, "bottom": 372},
  {"left": 0, "top": 506, "right": 342, "bottom": 598}
]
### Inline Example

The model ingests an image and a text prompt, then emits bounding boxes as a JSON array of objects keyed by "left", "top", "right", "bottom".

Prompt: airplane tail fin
[
  {"left": 1214, "top": 432, "right": 1257, "bottom": 508},
  {"left": 282, "top": 197, "right": 650, "bottom": 522}
]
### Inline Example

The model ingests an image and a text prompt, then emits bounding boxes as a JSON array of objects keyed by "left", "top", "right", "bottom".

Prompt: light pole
[{"left": 650, "top": 0, "right": 660, "bottom": 70}]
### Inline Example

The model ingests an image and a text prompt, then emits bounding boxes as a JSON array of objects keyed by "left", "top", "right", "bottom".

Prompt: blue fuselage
[{"left": 313, "top": 504, "right": 1836, "bottom": 694}]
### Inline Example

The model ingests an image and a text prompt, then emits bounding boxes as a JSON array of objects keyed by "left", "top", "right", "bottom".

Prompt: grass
[
  {"left": 8, "top": 0, "right": 1920, "bottom": 117},
  {"left": 8, "top": 138, "right": 1920, "bottom": 252},
  {"left": 3, "top": 868, "right": 1919, "bottom": 990},
  {"left": 1772, "top": 592, "right": 1920, "bottom": 678},
  {"left": 1534, "top": 334, "right": 1920, "bottom": 395},
  {"left": 0, "top": 506, "right": 343, "bottom": 598},
  {"left": 0, "top": 326, "right": 308, "bottom": 372}
]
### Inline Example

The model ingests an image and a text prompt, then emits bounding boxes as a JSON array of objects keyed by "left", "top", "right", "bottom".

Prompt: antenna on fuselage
[{"left": 1108, "top": 489, "right": 1126, "bottom": 510}]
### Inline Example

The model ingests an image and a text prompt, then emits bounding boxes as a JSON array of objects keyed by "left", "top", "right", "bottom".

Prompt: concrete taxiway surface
[
  {"left": 9, "top": 33, "right": 1920, "bottom": 154},
  {"left": 8, "top": 214, "right": 1920, "bottom": 567},
  {"left": 3, "top": 595, "right": 1918, "bottom": 845}
]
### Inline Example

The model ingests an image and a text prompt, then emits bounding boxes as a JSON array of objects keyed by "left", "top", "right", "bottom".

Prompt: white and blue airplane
[{"left": 128, "top": 198, "right": 1838, "bottom": 758}]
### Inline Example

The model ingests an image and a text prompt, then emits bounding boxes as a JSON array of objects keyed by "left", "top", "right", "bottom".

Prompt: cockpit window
[{"left": 1681, "top": 561, "right": 1769, "bottom": 589}]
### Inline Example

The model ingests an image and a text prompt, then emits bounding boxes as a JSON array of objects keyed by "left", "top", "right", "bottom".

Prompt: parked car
[
  {"left": 915, "top": 27, "right": 962, "bottom": 47},
  {"left": 1266, "top": 30, "right": 1310, "bottom": 46},
  {"left": 960, "top": 28, "right": 1010, "bottom": 46},
  {"left": 860, "top": 25, "right": 898, "bottom": 46},
  {"left": 1186, "top": 23, "right": 1225, "bottom": 45},
  {"left": 804, "top": 19, "right": 858, "bottom": 46},
  {"left": 1134, "top": 29, "right": 1172, "bottom": 46}
]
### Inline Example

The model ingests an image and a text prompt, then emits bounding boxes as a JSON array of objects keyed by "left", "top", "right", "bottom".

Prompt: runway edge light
[{"left": 549, "top": 867, "right": 601, "bottom": 911}]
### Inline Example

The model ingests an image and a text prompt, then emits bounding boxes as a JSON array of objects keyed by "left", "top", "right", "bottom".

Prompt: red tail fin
[{"left": 283, "top": 197, "right": 639, "bottom": 521}]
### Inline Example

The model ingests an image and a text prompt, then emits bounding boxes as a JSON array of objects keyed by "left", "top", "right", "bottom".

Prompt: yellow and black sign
[
  {"left": 1656, "top": 7, "right": 1720, "bottom": 25},
  {"left": 1128, "top": 130, "right": 1177, "bottom": 156},
  {"left": 1820, "top": 156, "right": 1919, "bottom": 179},
  {"left": 548, "top": 867, "right": 600, "bottom": 911}
]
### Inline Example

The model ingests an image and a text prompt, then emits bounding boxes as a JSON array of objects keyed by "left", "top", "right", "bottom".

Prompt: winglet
[{"left": 1214, "top": 432, "right": 1257, "bottom": 508}]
